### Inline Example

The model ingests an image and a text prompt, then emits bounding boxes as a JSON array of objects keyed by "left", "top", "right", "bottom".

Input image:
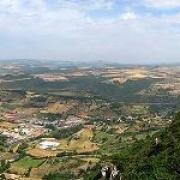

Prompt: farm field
[
  {"left": 58, "top": 128, "right": 99, "bottom": 153},
  {"left": 9, "top": 156, "right": 44, "bottom": 175}
]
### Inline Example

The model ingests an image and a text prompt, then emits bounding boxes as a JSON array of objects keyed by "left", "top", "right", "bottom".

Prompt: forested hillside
[{"left": 111, "top": 112, "right": 180, "bottom": 179}]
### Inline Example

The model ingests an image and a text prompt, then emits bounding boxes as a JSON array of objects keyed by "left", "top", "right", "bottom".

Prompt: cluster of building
[
  {"left": 58, "top": 116, "right": 83, "bottom": 128},
  {"left": 30, "top": 115, "right": 83, "bottom": 129},
  {"left": 0, "top": 123, "right": 47, "bottom": 144}
]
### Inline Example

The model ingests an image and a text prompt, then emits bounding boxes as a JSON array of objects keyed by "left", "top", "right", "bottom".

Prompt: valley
[{"left": 0, "top": 60, "right": 179, "bottom": 179}]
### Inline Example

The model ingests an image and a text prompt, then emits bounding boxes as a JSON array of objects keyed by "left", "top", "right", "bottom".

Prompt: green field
[{"left": 9, "top": 156, "right": 44, "bottom": 175}]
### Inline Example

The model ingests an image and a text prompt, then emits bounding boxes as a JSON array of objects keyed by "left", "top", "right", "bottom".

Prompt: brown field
[
  {"left": 27, "top": 148, "right": 61, "bottom": 158},
  {"left": 101, "top": 68, "right": 149, "bottom": 85},
  {"left": 8, "top": 166, "right": 28, "bottom": 176},
  {"left": 42, "top": 102, "right": 77, "bottom": 114},
  {"left": 0, "top": 121, "right": 17, "bottom": 129},
  {"left": 114, "top": 124, "right": 128, "bottom": 134},
  {"left": 16, "top": 108, "right": 40, "bottom": 117},
  {"left": 19, "top": 178, "right": 41, "bottom": 180},
  {"left": 0, "top": 152, "right": 17, "bottom": 161},
  {"left": 80, "top": 157, "right": 100, "bottom": 163},
  {"left": 65, "top": 71, "right": 89, "bottom": 77},
  {"left": 29, "top": 156, "right": 98, "bottom": 178},
  {"left": 58, "top": 128, "right": 99, "bottom": 153},
  {"left": 30, "top": 159, "right": 82, "bottom": 178},
  {"left": 33, "top": 73, "right": 68, "bottom": 82}
]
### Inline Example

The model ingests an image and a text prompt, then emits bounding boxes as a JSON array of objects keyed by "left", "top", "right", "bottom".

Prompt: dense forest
[{"left": 1, "top": 75, "right": 179, "bottom": 104}]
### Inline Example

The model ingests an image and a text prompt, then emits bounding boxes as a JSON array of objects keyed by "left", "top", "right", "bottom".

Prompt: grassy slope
[{"left": 9, "top": 156, "right": 44, "bottom": 175}]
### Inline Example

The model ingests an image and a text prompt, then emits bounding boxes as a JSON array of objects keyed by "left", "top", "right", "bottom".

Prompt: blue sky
[{"left": 0, "top": 0, "right": 180, "bottom": 63}]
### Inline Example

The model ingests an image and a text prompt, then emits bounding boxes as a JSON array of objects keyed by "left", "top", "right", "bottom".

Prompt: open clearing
[
  {"left": 58, "top": 128, "right": 99, "bottom": 153},
  {"left": 27, "top": 148, "right": 61, "bottom": 158},
  {"left": 41, "top": 102, "right": 77, "bottom": 114}
]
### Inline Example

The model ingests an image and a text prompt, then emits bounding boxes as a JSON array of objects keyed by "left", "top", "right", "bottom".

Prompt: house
[{"left": 127, "top": 116, "right": 133, "bottom": 122}]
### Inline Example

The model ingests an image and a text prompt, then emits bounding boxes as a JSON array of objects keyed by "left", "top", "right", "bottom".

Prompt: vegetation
[
  {"left": 2, "top": 75, "right": 177, "bottom": 103},
  {"left": 43, "top": 172, "right": 75, "bottom": 180},
  {"left": 0, "top": 160, "right": 10, "bottom": 173},
  {"left": 0, "top": 135, "right": 6, "bottom": 147},
  {"left": 11, "top": 156, "right": 44, "bottom": 169},
  {"left": 111, "top": 112, "right": 180, "bottom": 179},
  {"left": 51, "top": 125, "right": 83, "bottom": 139},
  {"left": 0, "top": 63, "right": 179, "bottom": 179}
]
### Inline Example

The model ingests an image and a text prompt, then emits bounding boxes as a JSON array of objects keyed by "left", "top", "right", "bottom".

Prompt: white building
[{"left": 39, "top": 140, "right": 60, "bottom": 150}]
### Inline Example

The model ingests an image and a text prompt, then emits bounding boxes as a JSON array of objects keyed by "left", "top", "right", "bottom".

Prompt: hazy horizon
[
  {"left": 1, "top": 0, "right": 180, "bottom": 64},
  {"left": 1, "top": 58, "right": 180, "bottom": 66}
]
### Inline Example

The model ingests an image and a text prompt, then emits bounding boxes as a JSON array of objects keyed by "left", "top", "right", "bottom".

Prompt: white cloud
[
  {"left": 80, "top": 0, "right": 115, "bottom": 10},
  {"left": 144, "top": 0, "right": 180, "bottom": 8},
  {"left": 120, "top": 11, "right": 138, "bottom": 20},
  {"left": 0, "top": 0, "right": 180, "bottom": 63}
]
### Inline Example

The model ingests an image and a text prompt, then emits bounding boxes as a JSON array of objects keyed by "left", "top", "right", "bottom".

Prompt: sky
[{"left": 0, "top": 0, "right": 180, "bottom": 64}]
